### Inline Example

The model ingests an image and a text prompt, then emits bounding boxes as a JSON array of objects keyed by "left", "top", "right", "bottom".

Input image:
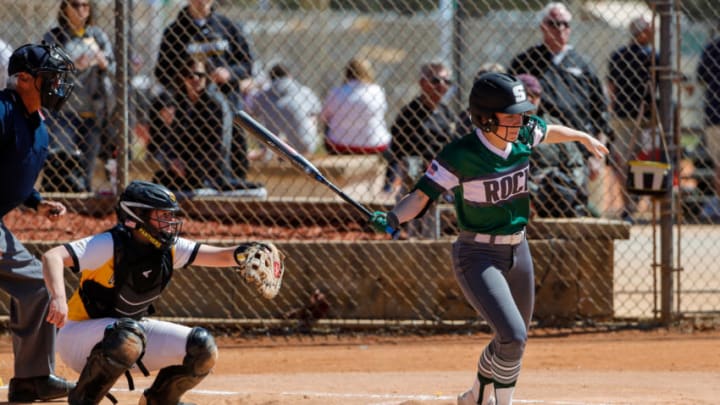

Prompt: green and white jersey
[{"left": 416, "top": 116, "right": 547, "bottom": 235}]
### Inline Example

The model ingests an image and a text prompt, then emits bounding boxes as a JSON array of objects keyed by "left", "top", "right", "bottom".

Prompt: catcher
[{"left": 41, "top": 180, "right": 285, "bottom": 405}]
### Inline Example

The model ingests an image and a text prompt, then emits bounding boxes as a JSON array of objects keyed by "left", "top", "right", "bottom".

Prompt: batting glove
[
  {"left": 370, "top": 211, "right": 400, "bottom": 236},
  {"left": 370, "top": 211, "right": 389, "bottom": 233}
]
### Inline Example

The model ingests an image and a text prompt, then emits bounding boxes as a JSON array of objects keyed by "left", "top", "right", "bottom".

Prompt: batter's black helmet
[
  {"left": 8, "top": 42, "right": 75, "bottom": 111},
  {"left": 469, "top": 72, "right": 535, "bottom": 132},
  {"left": 117, "top": 181, "right": 182, "bottom": 249}
]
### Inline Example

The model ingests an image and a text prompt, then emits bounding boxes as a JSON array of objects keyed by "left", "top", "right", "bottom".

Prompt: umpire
[{"left": 0, "top": 43, "right": 76, "bottom": 401}]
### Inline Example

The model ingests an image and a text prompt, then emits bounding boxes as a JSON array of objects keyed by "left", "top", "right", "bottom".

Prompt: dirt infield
[{"left": 0, "top": 329, "right": 717, "bottom": 404}]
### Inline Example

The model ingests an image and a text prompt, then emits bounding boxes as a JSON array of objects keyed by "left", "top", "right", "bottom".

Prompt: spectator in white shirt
[{"left": 321, "top": 58, "right": 391, "bottom": 154}]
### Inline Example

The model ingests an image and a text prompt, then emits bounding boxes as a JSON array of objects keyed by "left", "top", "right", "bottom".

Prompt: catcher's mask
[
  {"left": 116, "top": 181, "right": 182, "bottom": 249},
  {"left": 8, "top": 42, "right": 75, "bottom": 111},
  {"left": 468, "top": 72, "right": 535, "bottom": 141}
]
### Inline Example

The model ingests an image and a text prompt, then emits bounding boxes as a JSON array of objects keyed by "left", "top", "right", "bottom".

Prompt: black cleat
[{"left": 8, "top": 374, "right": 75, "bottom": 402}]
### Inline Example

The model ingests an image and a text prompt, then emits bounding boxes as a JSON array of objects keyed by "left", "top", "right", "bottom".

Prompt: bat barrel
[{"left": 236, "top": 109, "right": 392, "bottom": 230}]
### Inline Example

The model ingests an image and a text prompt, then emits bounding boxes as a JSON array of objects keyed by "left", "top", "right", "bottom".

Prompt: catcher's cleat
[{"left": 8, "top": 374, "right": 75, "bottom": 402}]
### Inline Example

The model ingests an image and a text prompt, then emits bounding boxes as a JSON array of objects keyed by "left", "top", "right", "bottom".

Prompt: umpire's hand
[{"left": 37, "top": 200, "right": 67, "bottom": 221}]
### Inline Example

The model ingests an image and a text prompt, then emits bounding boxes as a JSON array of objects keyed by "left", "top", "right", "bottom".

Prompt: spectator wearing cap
[
  {"left": 697, "top": 29, "right": 720, "bottom": 221},
  {"left": 519, "top": 73, "right": 595, "bottom": 217},
  {"left": 248, "top": 63, "right": 322, "bottom": 156},
  {"left": 607, "top": 16, "right": 658, "bottom": 220},
  {"left": 510, "top": 2, "right": 610, "bottom": 216}
]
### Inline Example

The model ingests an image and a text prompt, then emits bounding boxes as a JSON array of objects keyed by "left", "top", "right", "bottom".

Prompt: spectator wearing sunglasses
[
  {"left": 151, "top": 58, "right": 265, "bottom": 197},
  {"left": 510, "top": 2, "right": 609, "bottom": 217},
  {"left": 384, "top": 61, "right": 460, "bottom": 237},
  {"left": 155, "top": 0, "right": 256, "bottom": 190},
  {"left": 42, "top": 0, "right": 115, "bottom": 192}
]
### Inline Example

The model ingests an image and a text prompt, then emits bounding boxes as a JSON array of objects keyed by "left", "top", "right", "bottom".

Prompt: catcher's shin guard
[
  {"left": 69, "top": 318, "right": 146, "bottom": 405},
  {"left": 142, "top": 327, "right": 218, "bottom": 405}
]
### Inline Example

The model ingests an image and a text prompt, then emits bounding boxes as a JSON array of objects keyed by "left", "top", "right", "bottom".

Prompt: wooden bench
[{"left": 248, "top": 154, "right": 388, "bottom": 201}]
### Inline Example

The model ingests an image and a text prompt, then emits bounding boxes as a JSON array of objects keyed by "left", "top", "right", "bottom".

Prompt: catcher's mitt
[{"left": 234, "top": 242, "right": 285, "bottom": 299}]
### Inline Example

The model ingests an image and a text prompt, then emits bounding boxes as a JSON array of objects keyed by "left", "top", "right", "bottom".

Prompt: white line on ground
[{"left": 0, "top": 385, "right": 612, "bottom": 404}]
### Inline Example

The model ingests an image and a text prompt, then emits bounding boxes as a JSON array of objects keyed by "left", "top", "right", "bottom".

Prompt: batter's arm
[
  {"left": 545, "top": 124, "right": 608, "bottom": 159},
  {"left": 390, "top": 189, "right": 432, "bottom": 225},
  {"left": 42, "top": 245, "right": 74, "bottom": 328}
]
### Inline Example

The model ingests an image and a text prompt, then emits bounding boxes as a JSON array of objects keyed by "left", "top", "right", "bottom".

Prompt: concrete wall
[{"left": 13, "top": 218, "right": 628, "bottom": 326}]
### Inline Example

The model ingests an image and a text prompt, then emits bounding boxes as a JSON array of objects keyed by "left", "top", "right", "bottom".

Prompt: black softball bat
[{"left": 235, "top": 110, "right": 395, "bottom": 233}]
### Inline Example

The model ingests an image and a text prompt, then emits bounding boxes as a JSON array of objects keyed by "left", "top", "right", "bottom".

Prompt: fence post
[
  {"left": 114, "top": 0, "right": 130, "bottom": 192},
  {"left": 655, "top": 0, "right": 676, "bottom": 324}
]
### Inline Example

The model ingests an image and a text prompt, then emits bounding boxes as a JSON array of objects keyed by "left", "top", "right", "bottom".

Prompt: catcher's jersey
[
  {"left": 63, "top": 232, "right": 199, "bottom": 321},
  {"left": 416, "top": 116, "right": 547, "bottom": 235}
]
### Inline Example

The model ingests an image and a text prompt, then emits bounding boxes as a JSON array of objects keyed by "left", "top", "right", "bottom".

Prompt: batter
[{"left": 371, "top": 72, "right": 608, "bottom": 405}]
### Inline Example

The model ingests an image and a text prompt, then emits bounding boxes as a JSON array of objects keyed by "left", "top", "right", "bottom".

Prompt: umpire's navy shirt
[{"left": 0, "top": 89, "right": 47, "bottom": 219}]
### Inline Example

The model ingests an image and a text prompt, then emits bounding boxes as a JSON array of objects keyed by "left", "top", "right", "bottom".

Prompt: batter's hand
[
  {"left": 37, "top": 200, "right": 67, "bottom": 221},
  {"left": 581, "top": 135, "right": 609, "bottom": 160},
  {"left": 46, "top": 295, "right": 68, "bottom": 328}
]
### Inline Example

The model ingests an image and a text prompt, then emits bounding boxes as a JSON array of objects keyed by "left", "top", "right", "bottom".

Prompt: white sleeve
[
  {"left": 425, "top": 160, "right": 460, "bottom": 191},
  {"left": 65, "top": 233, "right": 114, "bottom": 273},
  {"left": 531, "top": 123, "right": 546, "bottom": 147},
  {"left": 173, "top": 237, "right": 200, "bottom": 268}
]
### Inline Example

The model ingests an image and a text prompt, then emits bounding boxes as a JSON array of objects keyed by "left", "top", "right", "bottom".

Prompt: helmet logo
[
  {"left": 168, "top": 191, "right": 177, "bottom": 203},
  {"left": 513, "top": 85, "right": 527, "bottom": 103}
]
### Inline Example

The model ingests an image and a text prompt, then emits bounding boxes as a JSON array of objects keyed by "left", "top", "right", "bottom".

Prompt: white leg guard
[{"left": 142, "top": 327, "right": 217, "bottom": 405}]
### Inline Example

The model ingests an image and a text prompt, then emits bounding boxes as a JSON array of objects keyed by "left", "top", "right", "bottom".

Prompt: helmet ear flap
[
  {"left": 469, "top": 107, "right": 498, "bottom": 133},
  {"left": 480, "top": 115, "right": 498, "bottom": 133}
]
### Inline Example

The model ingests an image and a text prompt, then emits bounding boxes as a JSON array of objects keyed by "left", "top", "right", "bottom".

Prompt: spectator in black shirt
[
  {"left": 151, "top": 58, "right": 265, "bottom": 197},
  {"left": 384, "top": 61, "right": 458, "bottom": 237},
  {"left": 386, "top": 61, "right": 458, "bottom": 196},
  {"left": 510, "top": 2, "right": 609, "bottom": 215}
]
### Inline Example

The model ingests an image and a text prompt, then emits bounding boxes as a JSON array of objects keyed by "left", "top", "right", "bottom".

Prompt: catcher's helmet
[
  {"left": 117, "top": 181, "right": 182, "bottom": 249},
  {"left": 469, "top": 72, "right": 535, "bottom": 133},
  {"left": 8, "top": 42, "right": 75, "bottom": 111}
]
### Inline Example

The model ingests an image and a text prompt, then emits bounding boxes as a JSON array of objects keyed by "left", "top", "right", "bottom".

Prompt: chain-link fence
[{"left": 2, "top": 0, "right": 719, "bottom": 330}]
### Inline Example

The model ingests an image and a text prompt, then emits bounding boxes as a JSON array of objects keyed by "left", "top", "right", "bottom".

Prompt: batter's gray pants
[
  {"left": 0, "top": 221, "right": 55, "bottom": 377},
  {"left": 452, "top": 236, "right": 534, "bottom": 383}
]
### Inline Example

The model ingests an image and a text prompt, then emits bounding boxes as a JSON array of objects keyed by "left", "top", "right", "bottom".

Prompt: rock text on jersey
[{"left": 481, "top": 166, "right": 529, "bottom": 203}]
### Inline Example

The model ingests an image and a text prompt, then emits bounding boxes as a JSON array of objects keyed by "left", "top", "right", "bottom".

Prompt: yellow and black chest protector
[{"left": 79, "top": 225, "right": 174, "bottom": 319}]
